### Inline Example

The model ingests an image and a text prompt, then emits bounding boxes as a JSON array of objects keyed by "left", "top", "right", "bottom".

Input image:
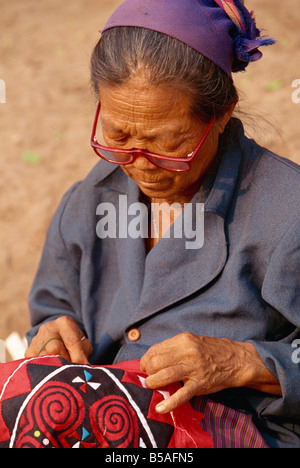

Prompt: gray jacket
[{"left": 27, "top": 121, "right": 300, "bottom": 447}]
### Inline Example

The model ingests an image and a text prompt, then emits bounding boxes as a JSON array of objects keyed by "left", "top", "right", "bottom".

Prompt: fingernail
[{"left": 155, "top": 403, "right": 166, "bottom": 413}]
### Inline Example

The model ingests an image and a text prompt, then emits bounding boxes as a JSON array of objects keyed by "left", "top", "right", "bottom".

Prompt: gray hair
[{"left": 90, "top": 27, "right": 238, "bottom": 123}]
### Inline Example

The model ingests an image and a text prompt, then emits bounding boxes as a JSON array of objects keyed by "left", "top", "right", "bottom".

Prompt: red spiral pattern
[
  {"left": 89, "top": 395, "right": 139, "bottom": 448},
  {"left": 15, "top": 382, "right": 84, "bottom": 448},
  {"left": 37, "top": 385, "right": 82, "bottom": 430}
]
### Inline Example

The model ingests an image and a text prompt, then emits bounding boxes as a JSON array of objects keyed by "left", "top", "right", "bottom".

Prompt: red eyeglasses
[{"left": 90, "top": 102, "right": 215, "bottom": 172}]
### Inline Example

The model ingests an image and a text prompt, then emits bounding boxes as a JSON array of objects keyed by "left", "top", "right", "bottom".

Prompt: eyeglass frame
[{"left": 90, "top": 102, "right": 215, "bottom": 172}]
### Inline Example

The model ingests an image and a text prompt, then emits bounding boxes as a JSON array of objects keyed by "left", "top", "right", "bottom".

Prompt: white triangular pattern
[
  {"left": 72, "top": 376, "right": 84, "bottom": 383},
  {"left": 139, "top": 437, "right": 146, "bottom": 447},
  {"left": 88, "top": 382, "right": 101, "bottom": 390}
]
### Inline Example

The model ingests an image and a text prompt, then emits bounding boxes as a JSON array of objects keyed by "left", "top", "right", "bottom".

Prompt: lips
[
  {"left": 137, "top": 178, "right": 167, "bottom": 186},
  {"left": 132, "top": 172, "right": 168, "bottom": 185},
  {"left": 123, "top": 167, "right": 170, "bottom": 188}
]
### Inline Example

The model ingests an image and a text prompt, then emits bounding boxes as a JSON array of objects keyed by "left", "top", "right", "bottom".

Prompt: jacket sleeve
[
  {"left": 26, "top": 182, "right": 83, "bottom": 343},
  {"left": 249, "top": 218, "right": 300, "bottom": 420}
]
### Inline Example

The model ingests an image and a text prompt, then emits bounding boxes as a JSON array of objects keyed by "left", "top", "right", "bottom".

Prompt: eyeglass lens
[{"left": 95, "top": 118, "right": 190, "bottom": 171}]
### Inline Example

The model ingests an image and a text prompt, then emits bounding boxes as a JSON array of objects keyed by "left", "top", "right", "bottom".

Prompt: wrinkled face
[{"left": 99, "top": 77, "right": 232, "bottom": 203}]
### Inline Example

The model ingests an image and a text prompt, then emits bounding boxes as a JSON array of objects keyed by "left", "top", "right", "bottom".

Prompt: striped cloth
[{"left": 193, "top": 396, "right": 269, "bottom": 448}]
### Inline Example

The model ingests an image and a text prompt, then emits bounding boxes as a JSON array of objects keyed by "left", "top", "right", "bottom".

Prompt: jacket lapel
[{"left": 96, "top": 168, "right": 147, "bottom": 313}]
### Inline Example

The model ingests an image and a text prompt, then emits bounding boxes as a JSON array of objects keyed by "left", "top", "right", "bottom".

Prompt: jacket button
[{"left": 128, "top": 328, "right": 140, "bottom": 342}]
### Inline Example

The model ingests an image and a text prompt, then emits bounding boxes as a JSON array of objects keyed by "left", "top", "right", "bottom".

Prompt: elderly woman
[{"left": 25, "top": 0, "right": 300, "bottom": 448}]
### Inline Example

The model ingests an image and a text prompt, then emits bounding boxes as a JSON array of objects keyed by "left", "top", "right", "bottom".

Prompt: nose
[
  {"left": 128, "top": 138, "right": 158, "bottom": 171},
  {"left": 131, "top": 154, "right": 157, "bottom": 171}
]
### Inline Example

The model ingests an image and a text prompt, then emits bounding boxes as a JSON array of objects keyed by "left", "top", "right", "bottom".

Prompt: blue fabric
[{"left": 27, "top": 120, "right": 300, "bottom": 447}]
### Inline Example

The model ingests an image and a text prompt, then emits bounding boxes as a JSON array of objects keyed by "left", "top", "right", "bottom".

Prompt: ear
[{"left": 216, "top": 102, "right": 237, "bottom": 135}]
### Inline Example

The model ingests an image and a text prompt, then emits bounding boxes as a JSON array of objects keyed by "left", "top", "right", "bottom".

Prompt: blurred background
[{"left": 0, "top": 0, "right": 299, "bottom": 358}]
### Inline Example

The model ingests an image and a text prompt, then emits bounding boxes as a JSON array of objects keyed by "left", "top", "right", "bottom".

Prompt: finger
[
  {"left": 59, "top": 327, "right": 92, "bottom": 364},
  {"left": 25, "top": 334, "right": 71, "bottom": 361},
  {"left": 140, "top": 345, "right": 161, "bottom": 372},
  {"left": 142, "top": 350, "right": 183, "bottom": 377},
  {"left": 26, "top": 335, "right": 92, "bottom": 364},
  {"left": 140, "top": 337, "right": 181, "bottom": 371},
  {"left": 25, "top": 340, "right": 40, "bottom": 358},
  {"left": 145, "top": 363, "right": 187, "bottom": 390},
  {"left": 81, "top": 336, "right": 94, "bottom": 361},
  {"left": 155, "top": 381, "right": 197, "bottom": 414},
  {"left": 38, "top": 337, "right": 71, "bottom": 361}
]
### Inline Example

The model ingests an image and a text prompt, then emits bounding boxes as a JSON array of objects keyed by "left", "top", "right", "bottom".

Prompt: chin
[{"left": 137, "top": 184, "right": 172, "bottom": 199}]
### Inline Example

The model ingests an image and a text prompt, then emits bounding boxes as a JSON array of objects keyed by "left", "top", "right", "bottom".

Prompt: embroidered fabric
[{"left": 0, "top": 356, "right": 268, "bottom": 448}]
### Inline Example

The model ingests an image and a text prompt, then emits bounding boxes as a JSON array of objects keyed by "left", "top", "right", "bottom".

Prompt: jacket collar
[{"left": 94, "top": 161, "right": 129, "bottom": 193}]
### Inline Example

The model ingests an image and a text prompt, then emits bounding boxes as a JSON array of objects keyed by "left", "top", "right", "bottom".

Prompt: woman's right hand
[{"left": 25, "top": 316, "right": 93, "bottom": 364}]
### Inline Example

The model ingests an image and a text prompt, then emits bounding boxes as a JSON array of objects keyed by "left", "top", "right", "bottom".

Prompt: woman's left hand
[{"left": 140, "top": 332, "right": 275, "bottom": 414}]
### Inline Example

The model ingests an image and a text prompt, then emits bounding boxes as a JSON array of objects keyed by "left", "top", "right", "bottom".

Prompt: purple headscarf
[{"left": 102, "top": 0, "right": 275, "bottom": 78}]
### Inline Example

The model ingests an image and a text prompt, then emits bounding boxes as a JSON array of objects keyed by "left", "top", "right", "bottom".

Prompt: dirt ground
[{"left": 0, "top": 0, "right": 299, "bottom": 348}]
